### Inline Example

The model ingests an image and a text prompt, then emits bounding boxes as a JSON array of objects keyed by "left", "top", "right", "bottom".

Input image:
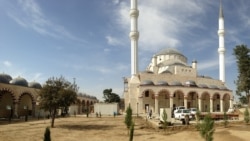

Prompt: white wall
[{"left": 94, "top": 103, "right": 119, "bottom": 115}]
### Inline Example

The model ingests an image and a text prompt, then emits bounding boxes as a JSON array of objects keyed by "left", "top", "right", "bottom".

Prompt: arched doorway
[
  {"left": 86, "top": 100, "right": 90, "bottom": 113},
  {"left": 187, "top": 91, "right": 198, "bottom": 109},
  {"left": 201, "top": 92, "right": 210, "bottom": 112},
  {"left": 76, "top": 99, "right": 81, "bottom": 114},
  {"left": 158, "top": 89, "right": 170, "bottom": 109},
  {"left": 141, "top": 89, "right": 155, "bottom": 113},
  {"left": 223, "top": 94, "right": 230, "bottom": 112},
  {"left": 213, "top": 93, "right": 220, "bottom": 112},
  {"left": 90, "top": 101, "right": 94, "bottom": 113},
  {"left": 82, "top": 100, "right": 85, "bottom": 113},
  {"left": 173, "top": 90, "right": 184, "bottom": 108},
  {"left": 18, "top": 93, "right": 33, "bottom": 117},
  {"left": 0, "top": 90, "right": 15, "bottom": 118}
]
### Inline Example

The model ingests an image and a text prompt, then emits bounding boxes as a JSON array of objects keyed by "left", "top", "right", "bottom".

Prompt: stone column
[
  {"left": 79, "top": 105, "right": 82, "bottom": 114},
  {"left": 170, "top": 96, "right": 173, "bottom": 109},
  {"left": 230, "top": 99, "right": 233, "bottom": 109},
  {"left": 14, "top": 102, "right": 19, "bottom": 117},
  {"left": 137, "top": 94, "right": 145, "bottom": 114},
  {"left": 184, "top": 96, "right": 188, "bottom": 109},
  {"left": 210, "top": 98, "right": 213, "bottom": 113},
  {"left": 198, "top": 98, "right": 202, "bottom": 112},
  {"left": 154, "top": 94, "right": 159, "bottom": 115},
  {"left": 32, "top": 102, "right": 36, "bottom": 117},
  {"left": 220, "top": 99, "right": 224, "bottom": 112},
  {"left": 139, "top": 97, "right": 143, "bottom": 114}
]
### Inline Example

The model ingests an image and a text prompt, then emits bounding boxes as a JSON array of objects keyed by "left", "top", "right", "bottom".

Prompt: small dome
[
  {"left": 10, "top": 76, "right": 28, "bottom": 87},
  {"left": 142, "top": 70, "right": 154, "bottom": 74},
  {"left": 0, "top": 73, "right": 12, "bottom": 84},
  {"left": 198, "top": 84, "right": 208, "bottom": 88},
  {"left": 28, "top": 82, "right": 42, "bottom": 89},
  {"left": 160, "top": 70, "right": 172, "bottom": 74},
  {"left": 199, "top": 75, "right": 213, "bottom": 79},
  {"left": 171, "top": 62, "right": 186, "bottom": 66},
  {"left": 156, "top": 48, "right": 184, "bottom": 56},
  {"left": 156, "top": 81, "right": 168, "bottom": 86},
  {"left": 185, "top": 80, "right": 197, "bottom": 87},
  {"left": 170, "top": 81, "right": 182, "bottom": 86},
  {"left": 141, "top": 80, "right": 154, "bottom": 86},
  {"left": 219, "top": 86, "right": 228, "bottom": 90},
  {"left": 209, "top": 85, "right": 219, "bottom": 89}
]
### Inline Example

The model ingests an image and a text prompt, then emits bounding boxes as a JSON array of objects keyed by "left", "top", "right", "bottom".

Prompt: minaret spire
[
  {"left": 219, "top": 0, "right": 224, "bottom": 18},
  {"left": 130, "top": 0, "right": 139, "bottom": 77},
  {"left": 218, "top": 0, "right": 226, "bottom": 83}
]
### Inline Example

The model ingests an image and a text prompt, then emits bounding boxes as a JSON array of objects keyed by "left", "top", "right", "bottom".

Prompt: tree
[
  {"left": 161, "top": 109, "right": 168, "bottom": 132},
  {"left": 233, "top": 45, "right": 250, "bottom": 104},
  {"left": 39, "top": 76, "right": 77, "bottom": 128},
  {"left": 223, "top": 112, "right": 229, "bottom": 128},
  {"left": 44, "top": 127, "right": 51, "bottom": 141},
  {"left": 198, "top": 113, "right": 215, "bottom": 141},
  {"left": 124, "top": 105, "right": 133, "bottom": 135},
  {"left": 244, "top": 107, "right": 250, "bottom": 124},
  {"left": 129, "top": 122, "right": 134, "bottom": 141},
  {"left": 59, "top": 89, "right": 77, "bottom": 116},
  {"left": 103, "top": 89, "right": 120, "bottom": 103},
  {"left": 196, "top": 109, "right": 201, "bottom": 122}
]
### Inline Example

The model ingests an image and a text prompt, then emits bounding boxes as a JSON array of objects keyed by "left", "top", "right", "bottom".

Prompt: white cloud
[
  {"left": 198, "top": 59, "right": 218, "bottom": 72},
  {"left": 96, "top": 67, "right": 112, "bottom": 74},
  {"left": 198, "top": 54, "right": 235, "bottom": 72},
  {"left": 3, "top": 61, "right": 12, "bottom": 67},
  {"left": 104, "top": 48, "right": 110, "bottom": 53},
  {"left": 112, "top": 0, "right": 119, "bottom": 5},
  {"left": 115, "top": 63, "right": 129, "bottom": 71},
  {"left": 32, "top": 73, "right": 43, "bottom": 81},
  {"left": 106, "top": 35, "right": 122, "bottom": 46},
  {"left": 237, "top": 1, "right": 250, "bottom": 27},
  {"left": 6, "top": 0, "right": 85, "bottom": 43},
  {"left": 113, "top": 0, "right": 206, "bottom": 52}
]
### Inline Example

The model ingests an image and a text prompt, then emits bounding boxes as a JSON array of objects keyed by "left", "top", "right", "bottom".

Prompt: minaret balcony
[{"left": 130, "top": 9, "right": 139, "bottom": 18}]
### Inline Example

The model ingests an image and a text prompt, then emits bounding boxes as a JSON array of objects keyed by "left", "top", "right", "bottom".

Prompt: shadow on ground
[{"left": 58, "top": 124, "right": 115, "bottom": 131}]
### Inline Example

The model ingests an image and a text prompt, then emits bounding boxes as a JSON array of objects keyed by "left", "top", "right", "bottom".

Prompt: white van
[{"left": 173, "top": 106, "right": 185, "bottom": 113}]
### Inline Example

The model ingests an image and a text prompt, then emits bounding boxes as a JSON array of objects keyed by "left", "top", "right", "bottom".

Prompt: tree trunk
[{"left": 51, "top": 108, "right": 56, "bottom": 128}]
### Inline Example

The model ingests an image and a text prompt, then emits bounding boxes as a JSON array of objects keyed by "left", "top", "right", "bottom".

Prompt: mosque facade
[
  {"left": 0, "top": 73, "right": 98, "bottom": 118},
  {"left": 124, "top": 0, "right": 233, "bottom": 115}
]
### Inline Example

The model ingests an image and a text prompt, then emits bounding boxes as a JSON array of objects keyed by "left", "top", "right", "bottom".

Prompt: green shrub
[
  {"left": 125, "top": 105, "right": 133, "bottom": 135},
  {"left": 223, "top": 112, "right": 229, "bottom": 128},
  {"left": 244, "top": 107, "right": 250, "bottom": 124},
  {"left": 198, "top": 113, "right": 215, "bottom": 141},
  {"left": 129, "top": 122, "right": 134, "bottom": 141},
  {"left": 162, "top": 109, "right": 168, "bottom": 132}
]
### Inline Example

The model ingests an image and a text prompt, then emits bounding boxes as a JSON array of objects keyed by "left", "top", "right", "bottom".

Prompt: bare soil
[{"left": 0, "top": 115, "right": 250, "bottom": 141}]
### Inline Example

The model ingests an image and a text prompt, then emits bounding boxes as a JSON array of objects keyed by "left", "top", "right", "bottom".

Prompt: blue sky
[{"left": 0, "top": 0, "right": 250, "bottom": 101}]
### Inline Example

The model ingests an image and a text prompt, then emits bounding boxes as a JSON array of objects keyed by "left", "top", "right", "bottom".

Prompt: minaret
[
  {"left": 130, "top": 0, "right": 139, "bottom": 77},
  {"left": 218, "top": 0, "right": 226, "bottom": 83}
]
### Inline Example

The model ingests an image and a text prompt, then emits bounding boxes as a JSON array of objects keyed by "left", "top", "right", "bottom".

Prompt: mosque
[
  {"left": 123, "top": 0, "right": 233, "bottom": 115},
  {"left": 0, "top": 74, "right": 98, "bottom": 118}
]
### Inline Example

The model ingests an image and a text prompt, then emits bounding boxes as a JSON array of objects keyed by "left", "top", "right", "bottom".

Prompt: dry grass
[{"left": 0, "top": 115, "right": 250, "bottom": 141}]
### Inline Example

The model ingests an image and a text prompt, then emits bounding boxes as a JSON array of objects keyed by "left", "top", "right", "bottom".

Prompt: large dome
[
  {"left": 28, "top": 81, "right": 42, "bottom": 89},
  {"left": 10, "top": 76, "right": 28, "bottom": 87},
  {"left": 156, "top": 48, "right": 185, "bottom": 56},
  {"left": 0, "top": 73, "right": 12, "bottom": 84},
  {"left": 153, "top": 48, "right": 188, "bottom": 67}
]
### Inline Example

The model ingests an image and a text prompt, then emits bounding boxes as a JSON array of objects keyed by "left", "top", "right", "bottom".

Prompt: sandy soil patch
[{"left": 0, "top": 115, "right": 250, "bottom": 141}]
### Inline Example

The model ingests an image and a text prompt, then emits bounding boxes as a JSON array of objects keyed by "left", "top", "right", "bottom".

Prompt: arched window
[{"left": 145, "top": 91, "right": 149, "bottom": 97}]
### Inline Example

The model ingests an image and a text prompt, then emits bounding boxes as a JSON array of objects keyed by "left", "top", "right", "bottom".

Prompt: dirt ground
[{"left": 0, "top": 114, "right": 250, "bottom": 141}]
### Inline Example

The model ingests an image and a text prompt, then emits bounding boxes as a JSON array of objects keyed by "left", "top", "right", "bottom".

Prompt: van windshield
[{"left": 183, "top": 109, "right": 190, "bottom": 113}]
